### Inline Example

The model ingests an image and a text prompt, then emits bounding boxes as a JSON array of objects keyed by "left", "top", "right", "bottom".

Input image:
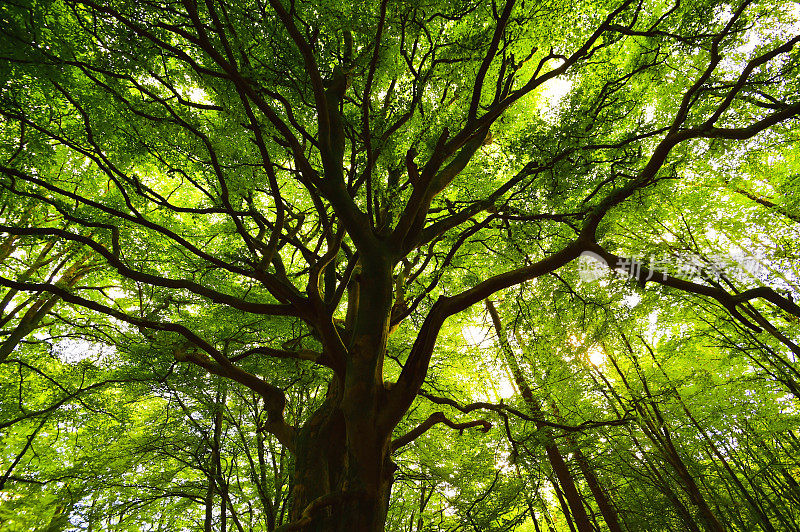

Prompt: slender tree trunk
[
  {"left": 588, "top": 364, "right": 702, "bottom": 532},
  {"left": 607, "top": 342, "right": 726, "bottom": 532},
  {"left": 655, "top": 370, "right": 776, "bottom": 531},
  {"left": 205, "top": 384, "right": 226, "bottom": 532},
  {"left": 547, "top": 400, "right": 624, "bottom": 532},
  {"left": 204, "top": 477, "right": 215, "bottom": 532},
  {"left": 486, "top": 300, "right": 593, "bottom": 532},
  {"left": 729, "top": 450, "right": 799, "bottom": 532},
  {"left": 514, "top": 461, "right": 543, "bottom": 532},
  {"left": 552, "top": 478, "right": 579, "bottom": 532},
  {"left": 631, "top": 431, "right": 703, "bottom": 532}
]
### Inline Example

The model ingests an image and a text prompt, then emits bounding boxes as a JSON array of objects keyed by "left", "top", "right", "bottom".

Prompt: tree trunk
[
  {"left": 485, "top": 300, "right": 594, "bottom": 532},
  {"left": 288, "top": 379, "right": 395, "bottom": 531},
  {"left": 607, "top": 343, "right": 726, "bottom": 532},
  {"left": 588, "top": 362, "right": 702, "bottom": 532},
  {"left": 281, "top": 255, "right": 401, "bottom": 531},
  {"left": 659, "top": 373, "right": 776, "bottom": 531},
  {"left": 551, "top": 479, "right": 579, "bottom": 532},
  {"left": 548, "top": 400, "right": 624, "bottom": 532},
  {"left": 289, "top": 412, "right": 394, "bottom": 531}
]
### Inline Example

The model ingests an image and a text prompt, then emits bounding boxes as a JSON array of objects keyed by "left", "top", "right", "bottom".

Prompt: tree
[{"left": 1, "top": 0, "right": 799, "bottom": 530}]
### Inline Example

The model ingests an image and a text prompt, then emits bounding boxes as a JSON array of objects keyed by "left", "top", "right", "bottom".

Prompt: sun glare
[
  {"left": 587, "top": 345, "right": 606, "bottom": 366},
  {"left": 462, "top": 324, "right": 493, "bottom": 349}
]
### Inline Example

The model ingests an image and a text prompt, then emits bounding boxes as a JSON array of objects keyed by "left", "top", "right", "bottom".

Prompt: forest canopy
[{"left": 1, "top": 0, "right": 800, "bottom": 530}]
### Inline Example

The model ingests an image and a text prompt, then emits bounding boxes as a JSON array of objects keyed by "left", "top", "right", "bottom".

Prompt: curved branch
[
  {"left": 384, "top": 239, "right": 587, "bottom": 428},
  {"left": 0, "top": 223, "right": 305, "bottom": 317},
  {"left": 418, "top": 391, "right": 633, "bottom": 433},
  {"left": 0, "top": 274, "right": 297, "bottom": 450},
  {"left": 0, "top": 165, "right": 306, "bottom": 307},
  {"left": 585, "top": 242, "right": 800, "bottom": 333},
  {"left": 391, "top": 411, "right": 491, "bottom": 452}
]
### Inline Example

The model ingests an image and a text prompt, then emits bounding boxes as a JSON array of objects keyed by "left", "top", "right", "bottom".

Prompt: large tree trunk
[
  {"left": 289, "top": 383, "right": 395, "bottom": 532},
  {"left": 243, "top": 243, "right": 398, "bottom": 532},
  {"left": 288, "top": 257, "right": 397, "bottom": 532}
]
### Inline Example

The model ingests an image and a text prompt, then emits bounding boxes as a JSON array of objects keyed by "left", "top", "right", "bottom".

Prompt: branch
[
  {"left": 418, "top": 391, "right": 633, "bottom": 433},
  {"left": 391, "top": 411, "right": 491, "bottom": 451},
  {"left": 443, "top": 240, "right": 586, "bottom": 316},
  {"left": 580, "top": 33, "right": 800, "bottom": 241},
  {"left": 0, "top": 414, "right": 49, "bottom": 490},
  {"left": 468, "top": 0, "right": 517, "bottom": 123},
  {"left": 260, "top": 0, "right": 328, "bottom": 146},
  {"left": 0, "top": 166, "right": 307, "bottom": 309},
  {"left": 413, "top": 160, "right": 543, "bottom": 251},
  {"left": 0, "top": 370, "right": 173, "bottom": 430},
  {"left": 0, "top": 222, "right": 305, "bottom": 317},
  {"left": 384, "top": 239, "right": 587, "bottom": 427},
  {"left": 0, "top": 274, "right": 297, "bottom": 450},
  {"left": 392, "top": 0, "right": 635, "bottom": 251},
  {"left": 228, "top": 345, "right": 330, "bottom": 368},
  {"left": 701, "top": 100, "right": 800, "bottom": 140},
  {"left": 585, "top": 242, "right": 800, "bottom": 332}
]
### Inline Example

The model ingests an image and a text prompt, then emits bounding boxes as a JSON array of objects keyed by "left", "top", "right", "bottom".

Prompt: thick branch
[
  {"left": 0, "top": 223, "right": 305, "bottom": 317},
  {"left": 586, "top": 242, "right": 800, "bottom": 331},
  {"left": 391, "top": 411, "right": 491, "bottom": 451},
  {"left": 418, "top": 392, "right": 632, "bottom": 433},
  {"left": 384, "top": 239, "right": 587, "bottom": 428},
  {"left": 0, "top": 274, "right": 297, "bottom": 450}
]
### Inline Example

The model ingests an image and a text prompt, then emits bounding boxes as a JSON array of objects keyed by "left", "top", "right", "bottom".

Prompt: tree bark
[
  {"left": 287, "top": 362, "right": 396, "bottom": 530},
  {"left": 486, "top": 300, "right": 594, "bottom": 532},
  {"left": 288, "top": 397, "right": 395, "bottom": 531},
  {"left": 607, "top": 344, "right": 726, "bottom": 532},
  {"left": 548, "top": 400, "right": 624, "bottom": 532}
]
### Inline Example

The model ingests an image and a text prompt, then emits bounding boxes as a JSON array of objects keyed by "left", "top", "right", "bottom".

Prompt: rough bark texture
[
  {"left": 286, "top": 258, "right": 397, "bottom": 532},
  {"left": 289, "top": 392, "right": 394, "bottom": 531}
]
